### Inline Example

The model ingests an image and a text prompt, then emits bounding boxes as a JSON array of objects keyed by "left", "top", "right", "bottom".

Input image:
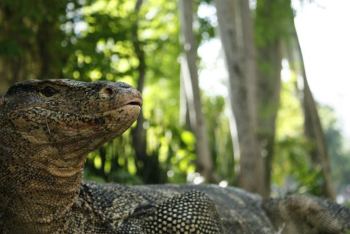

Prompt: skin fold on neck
[{"left": 0, "top": 79, "right": 142, "bottom": 233}]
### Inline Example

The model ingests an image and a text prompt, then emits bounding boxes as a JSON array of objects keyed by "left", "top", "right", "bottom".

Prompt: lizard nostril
[{"left": 100, "top": 87, "right": 114, "bottom": 98}]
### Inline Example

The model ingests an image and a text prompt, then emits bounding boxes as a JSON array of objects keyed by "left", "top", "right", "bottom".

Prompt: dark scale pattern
[
  {"left": 1, "top": 79, "right": 350, "bottom": 234},
  {"left": 143, "top": 191, "right": 222, "bottom": 234},
  {"left": 118, "top": 190, "right": 222, "bottom": 233}
]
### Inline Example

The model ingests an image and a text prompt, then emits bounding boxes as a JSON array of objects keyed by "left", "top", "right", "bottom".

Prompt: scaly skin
[
  {"left": 0, "top": 79, "right": 222, "bottom": 233},
  {"left": 0, "top": 79, "right": 349, "bottom": 234}
]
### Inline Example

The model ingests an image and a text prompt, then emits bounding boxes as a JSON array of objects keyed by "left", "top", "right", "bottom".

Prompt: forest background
[{"left": 0, "top": 0, "right": 349, "bottom": 204}]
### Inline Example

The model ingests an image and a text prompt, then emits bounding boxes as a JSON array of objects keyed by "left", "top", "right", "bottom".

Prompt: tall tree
[
  {"left": 254, "top": 0, "right": 292, "bottom": 196},
  {"left": 215, "top": 0, "right": 265, "bottom": 194},
  {"left": 288, "top": 22, "right": 336, "bottom": 199},
  {"left": 131, "top": 0, "right": 147, "bottom": 180},
  {"left": 178, "top": 0, "right": 214, "bottom": 181}
]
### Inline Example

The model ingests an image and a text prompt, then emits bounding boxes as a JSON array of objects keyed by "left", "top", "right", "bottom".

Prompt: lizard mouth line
[{"left": 123, "top": 98, "right": 142, "bottom": 107}]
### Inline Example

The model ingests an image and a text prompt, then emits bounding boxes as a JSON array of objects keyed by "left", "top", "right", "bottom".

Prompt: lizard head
[
  {"left": 0, "top": 79, "right": 142, "bottom": 229},
  {"left": 1, "top": 79, "right": 142, "bottom": 155}
]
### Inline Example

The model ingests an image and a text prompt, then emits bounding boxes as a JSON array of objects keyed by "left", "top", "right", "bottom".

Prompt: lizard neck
[
  {"left": 0, "top": 79, "right": 142, "bottom": 233},
  {"left": 0, "top": 132, "right": 85, "bottom": 233}
]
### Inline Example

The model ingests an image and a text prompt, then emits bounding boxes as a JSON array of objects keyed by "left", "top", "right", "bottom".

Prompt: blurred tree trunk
[
  {"left": 254, "top": 0, "right": 289, "bottom": 197},
  {"left": 288, "top": 22, "right": 336, "bottom": 200},
  {"left": 36, "top": 19, "right": 65, "bottom": 79},
  {"left": 303, "top": 69, "right": 336, "bottom": 200},
  {"left": 179, "top": 71, "right": 192, "bottom": 129},
  {"left": 178, "top": 0, "right": 215, "bottom": 181},
  {"left": 215, "top": 0, "right": 287, "bottom": 197},
  {"left": 131, "top": 0, "right": 147, "bottom": 166},
  {"left": 215, "top": 0, "right": 265, "bottom": 194}
]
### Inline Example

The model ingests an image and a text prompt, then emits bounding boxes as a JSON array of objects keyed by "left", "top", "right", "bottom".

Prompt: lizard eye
[{"left": 40, "top": 86, "right": 58, "bottom": 97}]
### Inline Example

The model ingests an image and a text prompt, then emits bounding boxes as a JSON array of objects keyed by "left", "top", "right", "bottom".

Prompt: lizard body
[{"left": 0, "top": 79, "right": 349, "bottom": 234}]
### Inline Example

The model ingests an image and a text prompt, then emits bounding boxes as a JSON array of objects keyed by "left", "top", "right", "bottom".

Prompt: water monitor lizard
[{"left": 0, "top": 79, "right": 349, "bottom": 233}]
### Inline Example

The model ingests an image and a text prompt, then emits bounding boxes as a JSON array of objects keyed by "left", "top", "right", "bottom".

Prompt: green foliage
[
  {"left": 319, "top": 106, "right": 350, "bottom": 191},
  {"left": 203, "top": 95, "right": 235, "bottom": 184},
  {"left": 84, "top": 130, "right": 143, "bottom": 184},
  {"left": 274, "top": 76, "right": 350, "bottom": 196},
  {"left": 67, "top": 0, "right": 191, "bottom": 183},
  {"left": 196, "top": 1, "right": 216, "bottom": 44},
  {"left": 2, "top": 0, "right": 348, "bottom": 199},
  {"left": 273, "top": 77, "right": 323, "bottom": 196},
  {"left": 275, "top": 76, "right": 303, "bottom": 139},
  {"left": 143, "top": 103, "right": 197, "bottom": 184},
  {"left": 62, "top": 0, "right": 135, "bottom": 82},
  {"left": 255, "top": 0, "right": 295, "bottom": 47},
  {"left": 274, "top": 136, "right": 324, "bottom": 195},
  {"left": 0, "top": 0, "right": 75, "bottom": 78}
]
